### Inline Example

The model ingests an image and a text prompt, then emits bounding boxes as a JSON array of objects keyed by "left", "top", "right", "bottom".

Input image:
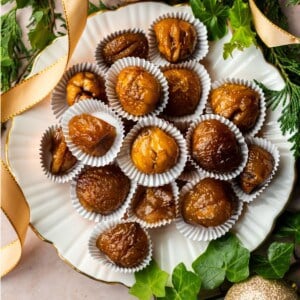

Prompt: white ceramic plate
[{"left": 6, "top": 2, "right": 295, "bottom": 287}]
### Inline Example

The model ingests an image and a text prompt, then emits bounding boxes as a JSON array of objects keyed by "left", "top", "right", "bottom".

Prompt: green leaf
[
  {"left": 192, "top": 233, "right": 250, "bottom": 290},
  {"left": 223, "top": 0, "right": 256, "bottom": 59},
  {"left": 251, "top": 242, "right": 294, "bottom": 279},
  {"left": 158, "top": 263, "right": 201, "bottom": 300},
  {"left": 16, "top": 0, "right": 32, "bottom": 8},
  {"left": 275, "top": 211, "right": 300, "bottom": 244},
  {"left": 88, "top": 1, "right": 108, "bottom": 15},
  {"left": 190, "top": 0, "right": 229, "bottom": 41},
  {"left": 129, "top": 260, "right": 169, "bottom": 300}
]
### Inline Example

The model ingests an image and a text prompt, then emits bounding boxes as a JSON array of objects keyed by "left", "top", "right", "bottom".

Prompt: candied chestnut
[
  {"left": 131, "top": 126, "right": 179, "bottom": 174},
  {"left": 239, "top": 144, "right": 274, "bottom": 194},
  {"left": 102, "top": 32, "right": 148, "bottom": 66},
  {"left": 210, "top": 83, "right": 260, "bottom": 132},
  {"left": 192, "top": 119, "right": 242, "bottom": 172},
  {"left": 68, "top": 113, "right": 116, "bottom": 156},
  {"left": 116, "top": 66, "right": 161, "bottom": 116},
  {"left": 181, "top": 178, "right": 236, "bottom": 227},
  {"left": 50, "top": 127, "right": 77, "bottom": 174},
  {"left": 76, "top": 165, "right": 130, "bottom": 214},
  {"left": 66, "top": 72, "right": 107, "bottom": 106},
  {"left": 153, "top": 18, "right": 197, "bottom": 63},
  {"left": 163, "top": 68, "right": 201, "bottom": 116},
  {"left": 96, "top": 222, "right": 149, "bottom": 268},
  {"left": 132, "top": 185, "right": 176, "bottom": 223}
]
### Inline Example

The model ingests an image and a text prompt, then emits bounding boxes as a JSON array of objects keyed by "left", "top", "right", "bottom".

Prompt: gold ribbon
[
  {"left": 0, "top": 0, "right": 88, "bottom": 277},
  {"left": 249, "top": 0, "right": 300, "bottom": 47}
]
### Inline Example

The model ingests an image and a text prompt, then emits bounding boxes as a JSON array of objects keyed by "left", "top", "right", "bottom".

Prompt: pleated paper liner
[
  {"left": 160, "top": 61, "right": 211, "bottom": 127},
  {"left": 61, "top": 99, "right": 124, "bottom": 167},
  {"left": 88, "top": 220, "right": 152, "bottom": 273},
  {"left": 232, "top": 136, "right": 280, "bottom": 203},
  {"left": 70, "top": 165, "right": 137, "bottom": 222},
  {"left": 178, "top": 160, "right": 201, "bottom": 182},
  {"left": 51, "top": 62, "right": 107, "bottom": 121},
  {"left": 105, "top": 57, "right": 169, "bottom": 122},
  {"left": 148, "top": 11, "right": 209, "bottom": 66},
  {"left": 39, "top": 124, "right": 83, "bottom": 183},
  {"left": 127, "top": 181, "right": 179, "bottom": 229},
  {"left": 206, "top": 78, "right": 266, "bottom": 137},
  {"left": 117, "top": 116, "right": 187, "bottom": 187},
  {"left": 186, "top": 114, "right": 249, "bottom": 180},
  {"left": 176, "top": 177, "right": 244, "bottom": 242},
  {"left": 95, "top": 28, "right": 149, "bottom": 72}
]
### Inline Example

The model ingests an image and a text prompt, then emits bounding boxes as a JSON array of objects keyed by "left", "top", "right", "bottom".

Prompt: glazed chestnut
[
  {"left": 239, "top": 144, "right": 274, "bottom": 194},
  {"left": 210, "top": 83, "right": 260, "bottom": 132},
  {"left": 163, "top": 68, "right": 201, "bottom": 116},
  {"left": 132, "top": 185, "right": 176, "bottom": 223},
  {"left": 116, "top": 66, "right": 161, "bottom": 116},
  {"left": 50, "top": 127, "right": 77, "bottom": 174},
  {"left": 131, "top": 126, "right": 179, "bottom": 174},
  {"left": 66, "top": 72, "right": 107, "bottom": 106},
  {"left": 153, "top": 18, "right": 197, "bottom": 63},
  {"left": 68, "top": 113, "right": 116, "bottom": 156},
  {"left": 181, "top": 178, "right": 236, "bottom": 227},
  {"left": 192, "top": 119, "right": 242, "bottom": 172},
  {"left": 96, "top": 222, "right": 149, "bottom": 268},
  {"left": 102, "top": 32, "right": 148, "bottom": 66},
  {"left": 76, "top": 165, "right": 130, "bottom": 214}
]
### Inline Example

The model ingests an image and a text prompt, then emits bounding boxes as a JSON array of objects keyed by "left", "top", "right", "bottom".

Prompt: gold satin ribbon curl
[
  {"left": 1, "top": 0, "right": 299, "bottom": 277},
  {"left": 1, "top": 0, "right": 88, "bottom": 277}
]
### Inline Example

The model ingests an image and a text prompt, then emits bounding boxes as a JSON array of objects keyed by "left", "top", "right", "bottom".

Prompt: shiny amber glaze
[
  {"left": 68, "top": 113, "right": 116, "bottom": 156},
  {"left": 192, "top": 119, "right": 242, "bottom": 172},
  {"left": 131, "top": 126, "right": 179, "bottom": 174},
  {"left": 116, "top": 66, "right": 161, "bottom": 116},
  {"left": 239, "top": 144, "right": 274, "bottom": 194},
  {"left": 102, "top": 32, "right": 148, "bottom": 66},
  {"left": 96, "top": 222, "right": 149, "bottom": 268},
  {"left": 66, "top": 72, "right": 107, "bottom": 106},
  {"left": 133, "top": 185, "right": 176, "bottom": 223},
  {"left": 163, "top": 68, "right": 201, "bottom": 116},
  {"left": 76, "top": 165, "right": 130, "bottom": 215},
  {"left": 153, "top": 18, "right": 197, "bottom": 63},
  {"left": 182, "top": 178, "right": 236, "bottom": 227},
  {"left": 210, "top": 83, "right": 260, "bottom": 132}
]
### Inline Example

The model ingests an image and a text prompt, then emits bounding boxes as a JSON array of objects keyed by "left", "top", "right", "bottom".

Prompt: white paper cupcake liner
[
  {"left": 160, "top": 61, "right": 211, "bottom": 127},
  {"left": 206, "top": 78, "right": 266, "bottom": 137},
  {"left": 70, "top": 165, "right": 137, "bottom": 222},
  {"left": 61, "top": 99, "right": 124, "bottom": 167},
  {"left": 51, "top": 62, "right": 107, "bottom": 121},
  {"left": 88, "top": 220, "right": 152, "bottom": 273},
  {"left": 232, "top": 136, "right": 280, "bottom": 203},
  {"left": 39, "top": 125, "right": 83, "bottom": 183},
  {"left": 176, "top": 177, "right": 244, "bottom": 241},
  {"left": 186, "top": 114, "right": 248, "bottom": 180},
  {"left": 117, "top": 116, "right": 187, "bottom": 187},
  {"left": 128, "top": 181, "right": 179, "bottom": 228},
  {"left": 105, "top": 57, "right": 169, "bottom": 122},
  {"left": 148, "top": 11, "right": 209, "bottom": 66},
  {"left": 95, "top": 28, "right": 149, "bottom": 72},
  {"left": 178, "top": 160, "right": 201, "bottom": 182}
]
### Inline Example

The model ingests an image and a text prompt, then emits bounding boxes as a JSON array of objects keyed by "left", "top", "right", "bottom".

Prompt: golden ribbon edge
[{"left": 1, "top": 0, "right": 299, "bottom": 277}]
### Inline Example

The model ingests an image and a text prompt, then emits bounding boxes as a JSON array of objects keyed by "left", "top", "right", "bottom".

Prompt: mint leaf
[
  {"left": 158, "top": 263, "right": 201, "bottom": 300},
  {"left": 223, "top": 0, "right": 256, "bottom": 59},
  {"left": 129, "top": 260, "right": 169, "bottom": 300},
  {"left": 252, "top": 242, "right": 294, "bottom": 279},
  {"left": 276, "top": 212, "right": 300, "bottom": 244},
  {"left": 192, "top": 233, "right": 250, "bottom": 290},
  {"left": 190, "top": 0, "right": 229, "bottom": 41}
]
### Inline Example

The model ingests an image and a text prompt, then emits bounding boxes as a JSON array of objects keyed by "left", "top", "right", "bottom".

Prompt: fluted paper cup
[
  {"left": 88, "top": 220, "right": 152, "bottom": 273},
  {"left": 232, "top": 136, "right": 280, "bottom": 203},
  {"left": 117, "top": 116, "right": 187, "bottom": 187},
  {"left": 61, "top": 99, "right": 124, "bottom": 167},
  {"left": 39, "top": 124, "right": 83, "bottom": 183},
  {"left": 105, "top": 57, "right": 169, "bottom": 121}
]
